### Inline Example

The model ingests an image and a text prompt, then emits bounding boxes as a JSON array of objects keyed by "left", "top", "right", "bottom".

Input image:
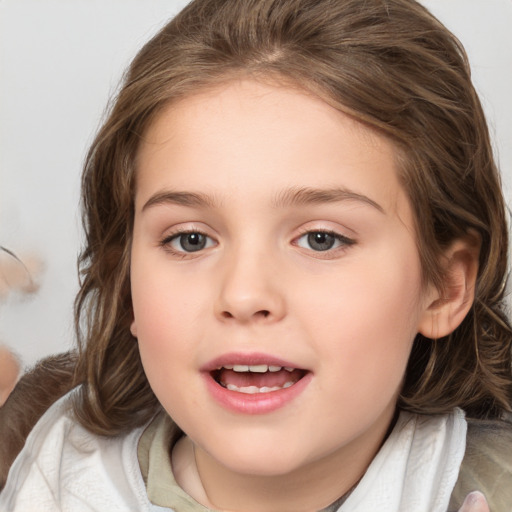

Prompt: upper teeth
[{"left": 220, "top": 365, "right": 294, "bottom": 373}]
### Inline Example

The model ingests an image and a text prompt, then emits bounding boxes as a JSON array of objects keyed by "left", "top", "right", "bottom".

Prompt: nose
[{"left": 215, "top": 245, "right": 286, "bottom": 323}]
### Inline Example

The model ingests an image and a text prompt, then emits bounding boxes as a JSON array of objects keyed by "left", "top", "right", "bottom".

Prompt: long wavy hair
[{"left": 73, "top": 0, "right": 512, "bottom": 435}]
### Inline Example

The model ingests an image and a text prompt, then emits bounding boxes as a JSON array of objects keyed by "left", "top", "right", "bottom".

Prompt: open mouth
[{"left": 211, "top": 365, "right": 307, "bottom": 394}]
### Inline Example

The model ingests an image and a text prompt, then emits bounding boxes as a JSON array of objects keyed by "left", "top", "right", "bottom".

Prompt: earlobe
[
  {"left": 418, "top": 235, "right": 480, "bottom": 339},
  {"left": 130, "top": 319, "right": 138, "bottom": 338}
]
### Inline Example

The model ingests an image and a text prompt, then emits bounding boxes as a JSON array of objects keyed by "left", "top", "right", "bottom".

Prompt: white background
[{"left": 1, "top": 0, "right": 511, "bottom": 369}]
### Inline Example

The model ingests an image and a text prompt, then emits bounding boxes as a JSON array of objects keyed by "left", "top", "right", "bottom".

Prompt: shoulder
[
  {"left": 0, "top": 388, "right": 154, "bottom": 512},
  {"left": 449, "top": 417, "right": 512, "bottom": 512}
]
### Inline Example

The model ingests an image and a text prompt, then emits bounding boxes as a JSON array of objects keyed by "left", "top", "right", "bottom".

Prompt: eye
[
  {"left": 296, "top": 231, "right": 354, "bottom": 252},
  {"left": 163, "top": 231, "right": 215, "bottom": 253}
]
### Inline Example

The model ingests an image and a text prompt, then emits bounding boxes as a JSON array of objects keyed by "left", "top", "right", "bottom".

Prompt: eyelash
[
  {"left": 159, "top": 229, "right": 216, "bottom": 258},
  {"left": 159, "top": 228, "right": 356, "bottom": 258},
  {"left": 293, "top": 229, "right": 356, "bottom": 256}
]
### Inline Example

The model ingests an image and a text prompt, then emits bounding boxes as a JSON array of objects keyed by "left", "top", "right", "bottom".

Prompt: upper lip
[{"left": 200, "top": 352, "right": 307, "bottom": 372}]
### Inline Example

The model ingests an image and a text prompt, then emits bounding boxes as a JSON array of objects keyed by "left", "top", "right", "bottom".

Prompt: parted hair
[{"left": 73, "top": 0, "right": 512, "bottom": 435}]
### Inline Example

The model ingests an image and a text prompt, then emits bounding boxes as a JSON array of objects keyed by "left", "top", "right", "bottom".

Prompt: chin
[{"left": 203, "top": 438, "right": 314, "bottom": 478}]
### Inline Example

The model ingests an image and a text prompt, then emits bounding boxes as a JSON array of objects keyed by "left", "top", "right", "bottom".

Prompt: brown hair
[{"left": 73, "top": 0, "right": 512, "bottom": 435}]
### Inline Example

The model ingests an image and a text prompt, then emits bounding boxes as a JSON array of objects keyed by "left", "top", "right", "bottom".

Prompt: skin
[
  {"left": 0, "top": 346, "right": 19, "bottom": 407},
  {"left": 459, "top": 492, "right": 490, "bottom": 512},
  {"left": 130, "top": 79, "right": 479, "bottom": 511}
]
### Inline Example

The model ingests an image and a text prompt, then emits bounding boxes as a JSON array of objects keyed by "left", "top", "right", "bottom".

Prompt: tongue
[{"left": 218, "top": 369, "right": 302, "bottom": 388}]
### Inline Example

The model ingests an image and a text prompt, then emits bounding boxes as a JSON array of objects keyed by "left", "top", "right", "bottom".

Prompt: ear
[
  {"left": 130, "top": 319, "right": 138, "bottom": 338},
  {"left": 418, "top": 234, "right": 480, "bottom": 339}
]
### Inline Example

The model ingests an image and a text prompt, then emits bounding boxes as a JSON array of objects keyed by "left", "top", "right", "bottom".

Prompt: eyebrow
[
  {"left": 141, "top": 186, "right": 384, "bottom": 213},
  {"left": 142, "top": 191, "right": 218, "bottom": 212},
  {"left": 272, "top": 186, "right": 384, "bottom": 213}
]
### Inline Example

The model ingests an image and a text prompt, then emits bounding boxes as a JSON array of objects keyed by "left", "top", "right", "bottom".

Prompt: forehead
[
  {"left": 141, "top": 79, "right": 391, "bottom": 160},
  {"left": 135, "top": 79, "right": 409, "bottom": 219}
]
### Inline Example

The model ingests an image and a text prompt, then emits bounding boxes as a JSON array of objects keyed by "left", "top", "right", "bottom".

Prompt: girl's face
[{"left": 131, "top": 80, "right": 436, "bottom": 493}]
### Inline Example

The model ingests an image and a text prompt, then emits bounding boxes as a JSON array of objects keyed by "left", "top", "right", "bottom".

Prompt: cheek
[
  {"left": 132, "top": 254, "right": 207, "bottom": 335},
  {"left": 304, "top": 263, "right": 422, "bottom": 334},
  {"left": 133, "top": 289, "right": 202, "bottom": 414},
  {"left": 299, "top": 245, "right": 424, "bottom": 382},
  {"left": 130, "top": 264, "right": 204, "bottom": 386}
]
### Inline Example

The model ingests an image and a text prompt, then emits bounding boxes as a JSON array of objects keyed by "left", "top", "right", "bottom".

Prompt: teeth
[
  {"left": 248, "top": 364, "right": 268, "bottom": 373},
  {"left": 225, "top": 382, "right": 294, "bottom": 394},
  {"left": 225, "top": 365, "right": 295, "bottom": 373}
]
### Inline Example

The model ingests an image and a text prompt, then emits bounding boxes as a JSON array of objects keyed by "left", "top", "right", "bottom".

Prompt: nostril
[{"left": 220, "top": 309, "right": 270, "bottom": 319}]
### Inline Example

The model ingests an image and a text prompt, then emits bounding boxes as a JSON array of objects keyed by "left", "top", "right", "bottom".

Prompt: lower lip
[{"left": 203, "top": 372, "right": 312, "bottom": 415}]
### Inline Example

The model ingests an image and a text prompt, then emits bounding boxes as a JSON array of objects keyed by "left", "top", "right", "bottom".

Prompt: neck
[
  {"left": 173, "top": 410, "right": 396, "bottom": 512},
  {"left": 196, "top": 446, "right": 363, "bottom": 512}
]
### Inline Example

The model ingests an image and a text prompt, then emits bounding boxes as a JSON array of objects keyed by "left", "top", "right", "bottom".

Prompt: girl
[{"left": 1, "top": 0, "right": 511, "bottom": 510}]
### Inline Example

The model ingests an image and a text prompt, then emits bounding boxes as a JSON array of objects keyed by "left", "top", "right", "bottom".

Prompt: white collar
[{"left": 339, "top": 409, "right": 467, "bottom": 512}]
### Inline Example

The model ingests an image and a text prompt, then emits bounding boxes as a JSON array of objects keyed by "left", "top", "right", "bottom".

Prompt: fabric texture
[
  {"left": 338, "top": 410, "right": 466, "bottom": 511},
  {"left": 138, "top": 414, "right": 207, "bottom": 512},
  {"left": 0, "top": 390, "right": 169, "bottom": 512},
  {"left": 447, "top": 417, "right": 512, "bottom": 511},
  {"left": 3, "top": 387, "right": 508, "bottom": 512}
]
